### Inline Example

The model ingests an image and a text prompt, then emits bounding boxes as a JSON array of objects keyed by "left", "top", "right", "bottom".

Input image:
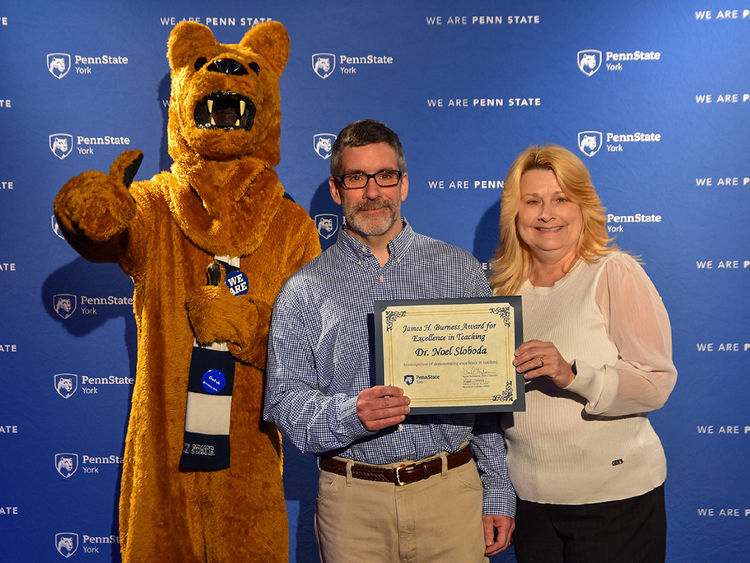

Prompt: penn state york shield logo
[
  {"left": 404, "top": 375, "right": 415, "bottom": 386},
  {"left": 47, "top": 53, "right": 71, "bottom": 79},
  {"left": 55, "top": 453, "right": 79, "bottom": 479},
  {"left": 313, "top": 133, "right": 336, "bottom": 159},
  {"left": 55, "top": 532, "right": 79, "bottom": 557},
  {"left": 315, "top": 213, "right": 339, "bottom": 240},
  {"left": 577, "top": 50, "right": 602, "bottom": 77},
  {"left": 53, "top": 294, "right": 77, "bottom": 319},
  {"left": 49, "top": 134, "right": 74, "bottom": 160},
  {"left": 577, "top": 131, "right": 603, "bottom": 157},
  {"left": 312, "top": 53, "right": 335, "bottom": 79},
  {"left": 54, "top": 373, "right": 78, "bottom": 399}
]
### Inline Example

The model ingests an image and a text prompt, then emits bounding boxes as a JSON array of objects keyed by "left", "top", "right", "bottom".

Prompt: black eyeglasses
[{"left": 334, "top": 170, "right": 403, "bottom": 190}]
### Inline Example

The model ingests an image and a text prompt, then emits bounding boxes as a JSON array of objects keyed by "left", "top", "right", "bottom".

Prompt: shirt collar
[{"left": 336, "top": 217, "right": 415, "bottom": 263}]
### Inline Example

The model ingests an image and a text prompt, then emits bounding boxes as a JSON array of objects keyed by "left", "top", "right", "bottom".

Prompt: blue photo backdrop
[{"left": 1, "top": 1, "right": 749, "bottom": 561}]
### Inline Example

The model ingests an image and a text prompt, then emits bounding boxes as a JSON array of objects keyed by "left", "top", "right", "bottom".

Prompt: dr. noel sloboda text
[{"left": 414, "top": 345, "right": 488, "bottom": 357}]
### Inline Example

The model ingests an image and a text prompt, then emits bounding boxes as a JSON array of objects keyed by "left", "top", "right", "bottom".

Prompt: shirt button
[
  {"left": 361, "top": 246, "right": 367, "bottom": 252},
  {"left": 397, "top": 424, "right": 403, "bottom": 431},
  {"left": 379, "top": 275, "right": 384, "bottom": 282}
]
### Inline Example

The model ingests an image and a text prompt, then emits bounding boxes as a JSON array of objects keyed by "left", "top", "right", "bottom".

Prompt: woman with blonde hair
[{"left": 491, "top": 144, "right": 676, "bottom": 562}]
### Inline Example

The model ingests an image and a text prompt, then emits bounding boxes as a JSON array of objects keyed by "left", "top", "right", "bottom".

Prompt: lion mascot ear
[
  {"left": 167, "top": 21, "right": 289, "bottom": 77},
  {"left": 239, "top": 22, "right": 289, "bottom": 76},
  {"left": 167, "top": 21, "right": 219, "bottom": 70}
]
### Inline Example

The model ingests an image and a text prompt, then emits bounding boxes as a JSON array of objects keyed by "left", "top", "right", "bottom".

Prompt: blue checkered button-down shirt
[{"left": 264, "top": 220, "right": 515, "bottom": 516}]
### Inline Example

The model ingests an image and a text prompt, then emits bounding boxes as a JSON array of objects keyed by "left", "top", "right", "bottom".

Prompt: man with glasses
[{"left": 264, "top": 119, "right": 515, "bottom": 561}]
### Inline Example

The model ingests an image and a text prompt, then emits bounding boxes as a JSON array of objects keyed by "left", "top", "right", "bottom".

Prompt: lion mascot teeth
[{"left": 54, "top": 21, "right": 321, "bottom": 562}]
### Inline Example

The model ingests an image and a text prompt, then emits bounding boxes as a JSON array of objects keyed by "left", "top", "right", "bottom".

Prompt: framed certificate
[{"left": 374, "top": 296, "right": 524, "bottom": 414}]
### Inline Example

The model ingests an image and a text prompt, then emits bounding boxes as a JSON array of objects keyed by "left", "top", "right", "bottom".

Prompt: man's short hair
[{"left": 330, "top": 119, "right": 406, "bottom": 176}]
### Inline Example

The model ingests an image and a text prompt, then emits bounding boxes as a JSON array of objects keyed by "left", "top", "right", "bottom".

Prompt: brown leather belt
[{"left": 318, "top": 444, "right": 473, "bottom": 486}]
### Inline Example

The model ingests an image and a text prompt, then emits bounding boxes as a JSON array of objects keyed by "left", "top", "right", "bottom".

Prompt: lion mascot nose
[{"left": 207, "top": 58, "right": 248, "bottom": 75}]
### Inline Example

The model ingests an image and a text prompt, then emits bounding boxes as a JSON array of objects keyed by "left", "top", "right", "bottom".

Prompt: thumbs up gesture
[{"left": 54, "top": 150, "right": 143, "bottom": 242}]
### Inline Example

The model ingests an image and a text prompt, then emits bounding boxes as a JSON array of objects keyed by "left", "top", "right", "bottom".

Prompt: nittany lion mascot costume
[{"left": 54, "top": 21, "right": 320, "bottom": 561}]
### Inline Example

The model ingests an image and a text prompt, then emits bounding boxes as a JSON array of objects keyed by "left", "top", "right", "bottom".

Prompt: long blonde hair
[{"left": 489, "top": 144, "right": 615, "bottom": 295}]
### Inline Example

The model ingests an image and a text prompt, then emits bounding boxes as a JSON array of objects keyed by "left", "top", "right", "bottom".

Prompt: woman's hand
[{"left": 513, "top": 339, "right": 575, "bottom": 388}]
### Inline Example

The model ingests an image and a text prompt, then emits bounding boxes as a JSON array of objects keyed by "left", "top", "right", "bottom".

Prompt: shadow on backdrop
[
  {"left": 43, "top": 257, "right": 137, "bottom": 562},
  {"left": 158, "top": 73, "right": 172, "bottom": 173},
  {"left": 473, "top": 197, "right": 501, "bottom": 266}
]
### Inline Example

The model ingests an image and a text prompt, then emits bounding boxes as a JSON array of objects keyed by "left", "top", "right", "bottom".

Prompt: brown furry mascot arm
[
  {"left": 185, "top": 209, "right": 321, "bottom": 370},
  {"left": 53, "top": 150, "right": 143, "bottom": 263},
  {"left": 185, "top": 278, "right": 272, "bottom": 370}
]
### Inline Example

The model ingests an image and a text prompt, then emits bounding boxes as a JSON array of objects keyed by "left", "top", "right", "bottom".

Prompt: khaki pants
[{"left": 314, "top": 454, "right": 488, "bottom": 563}]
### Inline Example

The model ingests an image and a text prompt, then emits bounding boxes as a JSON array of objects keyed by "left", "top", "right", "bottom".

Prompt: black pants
[{"left": 513, "top": 484, "right": 666, "bottom": 563}]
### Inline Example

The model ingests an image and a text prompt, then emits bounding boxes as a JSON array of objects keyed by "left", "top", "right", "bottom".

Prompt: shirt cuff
[
  {"left": 483, "top": 487, "right": 516, "bottom": 518},
  {"left": 564, "top": 359, "right": 605, "bottom": 405},
  {"left": 338, "top": 395, "right": 373, "bottom": 441}
]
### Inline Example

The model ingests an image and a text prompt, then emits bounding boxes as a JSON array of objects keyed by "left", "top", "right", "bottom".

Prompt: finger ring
[{"left": 539, "top": 357, "right": 544, "bottom": 367}]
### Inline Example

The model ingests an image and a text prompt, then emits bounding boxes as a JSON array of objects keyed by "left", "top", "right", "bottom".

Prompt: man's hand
[
  {"left": 356, "top": 385, "right": 410, "bottom": 431},
  {"left": 483, "top": 514, "right": 515, "bottom": 556}
]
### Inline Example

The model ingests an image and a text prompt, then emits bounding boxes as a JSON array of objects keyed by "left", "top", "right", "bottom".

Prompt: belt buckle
[{"left": 394, "top": 462, "right": 418, "bottom": 486}]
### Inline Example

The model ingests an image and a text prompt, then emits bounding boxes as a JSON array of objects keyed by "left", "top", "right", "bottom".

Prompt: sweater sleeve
[{"left": 565, "top": 253, "right": 677, "bottom": 416}]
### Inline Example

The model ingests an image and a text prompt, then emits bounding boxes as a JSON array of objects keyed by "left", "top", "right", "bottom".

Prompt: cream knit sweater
[{"left": 500, "top": 252, "right": 677, "bottom": 504}]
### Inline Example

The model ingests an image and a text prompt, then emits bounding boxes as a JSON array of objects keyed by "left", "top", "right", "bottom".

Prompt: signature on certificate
[{"left": 462, "top": 366, "right": 497, "bottom": 377}]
